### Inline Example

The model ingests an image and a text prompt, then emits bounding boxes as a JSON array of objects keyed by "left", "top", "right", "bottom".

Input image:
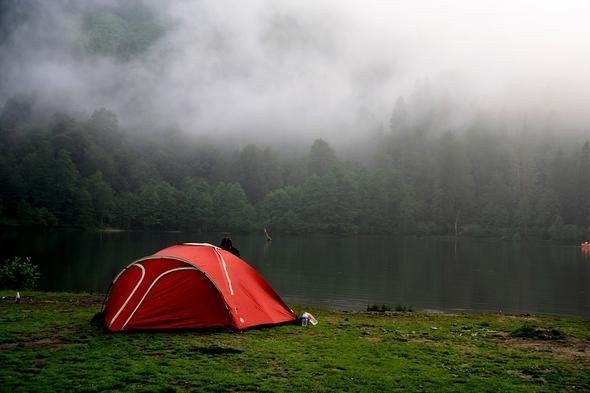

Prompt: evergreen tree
[
  {"left": 231, "top": 145, "right": 283, "bottom": 203},
  {"left": 432, "top": 132, "right": 474, "bottom": 235},
  {"left": 179, "top": 178, "right": 214, "bottom": 232},
  {"left": 258, "top": 186, "right": 304, "bottom": 233},
  {"left": 211, "top": 182, "right": 256, "bottom": 232},
  {"left": 308, "top": 139, "right": 337, "bottom": 177},
  {"left": 84, "top": 171, "right": 114, "bottom": 227},
  {"left": 20, "top": 146, "right": 80, "bottom": 225},
  {"left": 389, "top": 96, "right": 409, "bottom": 135},
  {"left": 576, "top": 141, "right": 590, "bottom": 233}
]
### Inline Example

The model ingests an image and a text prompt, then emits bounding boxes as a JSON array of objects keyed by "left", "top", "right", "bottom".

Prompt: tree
[
  {"left": 357, "top": 167, "right": 416, "bottom": 234},
  {"left": 112, "top": 192, "right": 139, "bottom": 229},
  {"left": 393, "top": 132, "right": 436, "bottom": 228},
  {"left": 0, "top": 95, "right": 35, "bottom": 157},
  {"left": 87, "top": 108, "right": 121, "bottom": 149},
  {"left": 406, "top": 79, "right": 435, "bottom": 134},
  {"left": 135, "top": 181, "right": 180, "bottom": 230},
  {"left": 308, "top": 138, "right": 336, "bottom": 177},
  {"left": 52, "top": 149, "right": 81, "bottom": 221},
  {"left": 464, "top": 127, "right": 511, "bottom": 200},
  {"left": 0, "top": 156, "right": 23, "bottom": 218},
  {"left": 576, "top": 140, "right": 590, "bottom": 232},
  {"left": 548, "top": 148, "right": 577, "bottom": 225},
  {"left": 83, "top": 3, "right": 166, "bottom": 60},
  {"left": 70, "top": 186, "right": 94, "bottom": 228},
  {"left": 230, "top": 145, "right": 283, "bottom": 203},
  {"left": 479, "top": 173, "right": 512, "bottom": 233},
  {"left": 298, "top": 166, "right": 361, "bottom": 234},
  {"left": 258, "top": 186, "right": 304, "bottom": 233},
  {"left": 432, "top": 132, "right": 474, "bottom": 235},
  {"left": 178, "top": 178, "right": 214, "bottom": 231},
  {"left": 0, "top": 95, "right": 33, "bottom": 134},
  {"left": 211, "top": 182, "right": 256, "bottom": 232},
  {"left": 389, "top": 96, "right": 409, "bottom": 135},
  {"left": 510, "top": 133, "right": 537, "bottom": 237},
  {"left": 530, "top": 147, "right": 561, "bottom": 237},
  {"left": 20, "top": 146, "right": 80, "bottom": 225},
  {"left": 84, "top": 171, "right": 114, "bottom": 227}
]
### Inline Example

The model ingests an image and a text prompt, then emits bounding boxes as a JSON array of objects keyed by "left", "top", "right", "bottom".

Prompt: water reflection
[{"left": 1, "top": 230, "right": 588, "bottom": 318}]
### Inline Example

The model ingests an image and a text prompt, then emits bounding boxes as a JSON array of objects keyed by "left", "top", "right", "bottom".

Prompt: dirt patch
[
  {"left": 500, "top": 334, "right": 589, "bottom": 362},
  {"left": 189, "top": 346, "right": 244, "bottom": 356},
  {"left": 0, "top": 342, "right": 18, "bottom": 350},
  {"left": 0, "top": 338, "right": 62, "bottom": 350},
  {"left": 25, "top": 338, "right": 62, "bottom": 348},
  {"left": 39, "top": 297, "right": 103, "bottom": 306},
  {"left": 506, "top": 368, "right": 548, "bottom": 383}
]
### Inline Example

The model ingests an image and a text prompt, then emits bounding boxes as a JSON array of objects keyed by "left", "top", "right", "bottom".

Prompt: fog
[{"left": 1, "top": 0, "right": 589, "bottom": 144}]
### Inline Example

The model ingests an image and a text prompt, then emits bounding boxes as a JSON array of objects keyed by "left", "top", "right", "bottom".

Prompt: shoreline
[{"left": 4, "top": 291, "right": 589, "bottom": 321}]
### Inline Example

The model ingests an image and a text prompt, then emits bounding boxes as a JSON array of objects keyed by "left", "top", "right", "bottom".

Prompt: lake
[{"left": 1, "top": 229, "right": 588, "bottom": 318}]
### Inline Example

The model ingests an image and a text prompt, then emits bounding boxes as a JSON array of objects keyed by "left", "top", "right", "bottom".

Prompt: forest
[
  {"left": 1, "top": 1, "right": 589, "bottom": 241},
  {"left": 0, "top": 95, "right": 589, "bottom": 241}
]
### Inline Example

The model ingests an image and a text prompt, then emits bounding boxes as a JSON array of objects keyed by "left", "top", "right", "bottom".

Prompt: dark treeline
[
  {"left": 0, "top": 95, "right": 589, "bottom": 241},
  {"left": 1, "top": 1, "right": 589, "bottom": 241}
]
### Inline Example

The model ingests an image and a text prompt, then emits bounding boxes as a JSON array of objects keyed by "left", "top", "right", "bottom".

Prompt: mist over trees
[
  {"left": 1, "top": 1, "right": 589, "bottom": 242},
  {"left": 2, "top": 1, "right": 590, "bottom": 142},
  {"left": 1, "top": 95, "right": 589, "bottom": 242}
]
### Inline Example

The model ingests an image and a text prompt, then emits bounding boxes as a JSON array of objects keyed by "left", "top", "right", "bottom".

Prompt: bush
[
  {"left": 367, "top": 304, "right": 391, "bottom": 312},
  {"left": 511, "top": 324, "right": 566, "bottom": 340},
  {"left": 0, "top": 256, "right": 40, "bottom": 290}
]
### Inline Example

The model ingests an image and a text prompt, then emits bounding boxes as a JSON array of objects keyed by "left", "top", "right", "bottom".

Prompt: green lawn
[{"left": 1, "top": 292, "right": 588, "bottom": 392}]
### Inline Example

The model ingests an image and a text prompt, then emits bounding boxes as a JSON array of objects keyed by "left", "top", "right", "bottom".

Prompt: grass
[
  {"left": 0, "top": 291, "right": 589, "bottom": 392},
  {"left": 511, "top": 324, "right": 567, "bottom": 341}
]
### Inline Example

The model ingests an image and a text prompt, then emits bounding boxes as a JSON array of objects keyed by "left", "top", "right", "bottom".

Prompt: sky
[{"left": 1, "top": 0, "right": 589, "bottom": 144}]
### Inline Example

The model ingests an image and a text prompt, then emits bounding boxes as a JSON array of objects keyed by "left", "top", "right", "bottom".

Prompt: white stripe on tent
[
  {"left": 109, "top": 264, "right": 145, "bottom": 328},
  {"left": 214, "top": 247, "right": 234, "bottom": 296},
  {"left": 121, "top": 267, "right": 199, "bottom": 331}
]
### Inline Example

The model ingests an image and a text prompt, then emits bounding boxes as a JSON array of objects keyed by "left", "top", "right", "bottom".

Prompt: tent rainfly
[{"left": 101, "top": 243, "right": 297, "bottom": 332}]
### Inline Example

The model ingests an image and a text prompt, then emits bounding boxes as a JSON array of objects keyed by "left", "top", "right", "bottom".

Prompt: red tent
[{"left": 102, "top": 243, "right": 296, "bottom": 332}]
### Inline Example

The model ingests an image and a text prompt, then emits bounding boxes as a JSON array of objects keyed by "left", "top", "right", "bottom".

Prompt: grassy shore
[{"left": 0, "top": 292, "right": 588, "bottom": 392}]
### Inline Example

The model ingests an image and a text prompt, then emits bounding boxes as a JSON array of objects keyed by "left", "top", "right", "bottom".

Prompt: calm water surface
[{"left": 1, "top": 229, "right": 588, "bottom": 318}]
